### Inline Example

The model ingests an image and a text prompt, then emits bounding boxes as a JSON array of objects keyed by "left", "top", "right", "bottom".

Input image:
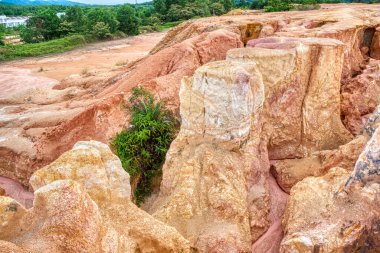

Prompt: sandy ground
[{"left": 0, "top": 32, "right": 166, "bottom": 99}]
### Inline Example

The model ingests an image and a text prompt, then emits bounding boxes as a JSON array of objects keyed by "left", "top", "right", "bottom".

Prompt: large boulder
[
  {"left": 0, "top": 141, "right": 191, "bottom": 253},
  {"left": 148, "top": 35, "right": 367, "bottom": 251},
  {"left": 0, "top": 180, "right": 103, "bottom": 252},
  {"left": 30, "top": 141, "right": 132, "bottom": 206}
]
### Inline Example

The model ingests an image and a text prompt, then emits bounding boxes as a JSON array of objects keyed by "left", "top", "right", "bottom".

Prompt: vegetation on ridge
[
  {"left": 251, "top": 0, "right": 380, "bottom": 12},
  {"left": 0, "top": 34, "right": 88, "bottom": 61},
  {"left": 113, "top": 87, "right": 178, "bottom": 206},
  {"left": 1, "top": 0, "right": 379, "bottom": 60}
]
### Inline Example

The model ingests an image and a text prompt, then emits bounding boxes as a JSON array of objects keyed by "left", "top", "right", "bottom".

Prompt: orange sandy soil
[{"left": 0, "top": 32, "right": 166, "bottom": 99}]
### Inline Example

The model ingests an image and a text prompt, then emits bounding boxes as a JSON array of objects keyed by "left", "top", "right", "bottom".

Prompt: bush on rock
[{"left": 113, "top": 87, "right": 177, "bottom": 205}]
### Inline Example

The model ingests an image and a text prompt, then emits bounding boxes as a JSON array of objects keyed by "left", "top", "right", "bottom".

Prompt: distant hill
[{"left": 0, "top": 0, "right": 89, "bottom": 5}]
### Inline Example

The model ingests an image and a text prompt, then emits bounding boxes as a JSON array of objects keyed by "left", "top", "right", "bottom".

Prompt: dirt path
[
  {"left": 0, "top": 32, "right": 166, "bottom": 99},
  {"left": 0, "top": 32, "right": 165, "bottom": 99}
]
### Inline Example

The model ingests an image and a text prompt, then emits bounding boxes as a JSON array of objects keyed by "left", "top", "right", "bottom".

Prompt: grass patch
[
  {"left": 0, "top": 35, "right": 88, "bottom": 62},
  {"left": 113, "top": 87, "right": 178, "bottom": 206},
  {"left": 157, "top": 21, "right": 183, "bottom": 32},
  {"left": 115, "top": 59, "right": 129, "bottom": 67},
  {"left": 292, "top": 4, "right": 321, "bottom": 11}
]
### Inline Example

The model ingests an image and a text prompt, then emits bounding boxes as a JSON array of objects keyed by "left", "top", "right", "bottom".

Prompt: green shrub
[
  {"left": 92, "top": 22, "right": 112, "bottom": 39},
  {"left": 113, "top": 87, "right": 178, "bottom": 205},
  {"left": 140, "top": 25, "right": 160, "bottom": 33},
  {"left": 210, "top": 2, "right": 226, "bottom": 16},
  {"left": 251, "top": 0, "right": 268, "bottom": 9},
  {"left": 157, "top": 21, "right": 182, "bottom": 31},
  {"left": 264, "top": 0, "right": 292, "bottom": 12},
  {"left": 117, "top": 4, "right": 140, "bottom": 36},
  {"left": 293, "top": 3, "right": 321, "bottom": 10}
]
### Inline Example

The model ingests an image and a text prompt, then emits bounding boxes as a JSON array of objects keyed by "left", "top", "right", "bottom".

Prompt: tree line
[
  {"left": 1, "top": 0, "right": 380, "bottom": 45},
  {"left": 19, "top": 5, "right": 139, "bottom": 43},
  {"left": 153, "top": 0, "right": 235, "bottom": 20},
  {"left": 251, "top": 0, "right": 380, "bottom": 11}
]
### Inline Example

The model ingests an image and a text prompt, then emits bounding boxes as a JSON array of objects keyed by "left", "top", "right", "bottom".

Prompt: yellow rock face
[
  {"left": 179, "top": 60, "right": 264, "bottom": 142},
  {"left": 30, "top": 141, "right": 132, "bottom": 206},
  {"left": 147, "top": 36, "right": 363, "bottom": 251},
  {"left": 0, "top": 141, "right": 191, "bottom": 253},
  {"left": 281, "top": 166, "right": 380, "bottom": 252},
  {"left": 228, "top": 37, "right": 353, "bottom": 159},
  {"left": 271, "top": 136, "right": 367, "bottom": 193},
  {"left": 147, "top": 57, "right": 275, "bottom": 252}
]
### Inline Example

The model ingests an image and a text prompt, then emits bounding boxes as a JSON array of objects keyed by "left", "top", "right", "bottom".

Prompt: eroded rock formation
[
  {"left": 0, "top": 141, "right": 191, "bottom": 253},
  {"left": 229, "top": 37, "right": 353, "bottom": 159},
  {"left": 2, "top": 4, "right": 380, "bottom": 188},
  {"left": 281, "top": 124, "right": 380, "bottom": 252},
  {"left": 0, "top": 4, "right": 380, "bottom": 253},
  {"left": 0, "top": 29, "right": 243, "bottom": 188},
  {"left": 281, "top": 167, "right": 380, "bottom": 252},
  {"left": 271, "top": 136, "right": 367, "bottom": 193},
  {"left": 148, "top": 59, "right": 268, "bottom": 252},
  {"left": 341, "top": 59, "right": 380, "bottom": 135},
  {"left": 148, "top": 35, "right": 357, "bottom": 251}
]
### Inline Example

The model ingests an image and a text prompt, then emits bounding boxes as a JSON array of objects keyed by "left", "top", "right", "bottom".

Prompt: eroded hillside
[{"left": 0, "top": 4, "right": 379, "bottom": 253}]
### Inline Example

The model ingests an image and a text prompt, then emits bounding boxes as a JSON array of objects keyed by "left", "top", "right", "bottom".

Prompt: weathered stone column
[
  {"left": 228, "top": 37, "right": 352, "bottom": 159},
  {"left": 149, "top": 60, "right": 267, "bottom": 252}
]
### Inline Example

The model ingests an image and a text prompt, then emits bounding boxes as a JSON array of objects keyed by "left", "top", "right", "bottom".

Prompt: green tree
[
  {"left": 117, "top": 4, "right": 139, "bottom": 35},
  {"left": 166, "top": 1, "right": 212, "bottom": 21},
  {"left": 147, "top": 15, "right": 162, "bottom": 26},
  {"left": 20, "top": 25, "right": 38, "bottom": 43},
  {"left": 86, "top": 8, "right": 119, "bottom": 33},
  {"left": 92, "top": 22, "right": 112, "bottom": 39},
  {"left": 20, "top": 9, "right": 61, "bottom": 42},
  {"left": 37, "top": 9, "right": 61, "bottom": 40},
  {"left": 191, "top": 1, "right": 211, "bottom": 17},
  {"left": 166, "top": 4, "right": 194, "bottom": 21},
  {"left": 219, "top": 0, "right": 234, "bottom": 11},
  {"left": 264, "top": 0, "right": 292, "bottom": 12},
  {"left": 64, "top": 6, "right": 86, "bottom": 33},
  {"left": 210, "top": 2, "right": 226, "bottom": 15},
  {"left": 300, "top": 0, "right": 318, "bottom": 3},
  {"left": 59, "top": 20, "right": 75, "bottom": 36},
  {"left": 0, "top": 24, "right": 5, "bottom": 46},
  {"left": 250, "top": 0, "right": 268, "bottom": 9},
  {"left": 153, "top": 0, "right": 167, "bottom": 15},
  {"left": 236, "top": 0, "right": 248, "bottom": 7}
]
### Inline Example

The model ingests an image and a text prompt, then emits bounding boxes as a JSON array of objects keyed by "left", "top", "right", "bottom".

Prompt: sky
[{"left": 73, "top": 0, "right": 147, "bottom": 4}]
